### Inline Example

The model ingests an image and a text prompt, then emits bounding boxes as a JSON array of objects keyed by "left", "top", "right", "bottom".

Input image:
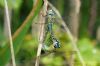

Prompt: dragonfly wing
[{"left": 44, "top": 32, "right": 53, "bottom": 46}]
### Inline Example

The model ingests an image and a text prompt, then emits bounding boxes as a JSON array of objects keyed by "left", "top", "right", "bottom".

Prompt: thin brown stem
[
  {"left": 12, "top": 0, "right": 41, "bottom": 40},
  {"left": 35, "top": 0, "right": 48, "bottom": 66}
]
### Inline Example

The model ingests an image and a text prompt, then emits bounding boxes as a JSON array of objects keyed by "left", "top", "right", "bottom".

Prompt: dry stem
[
  {"left": 35, "top": 0, "right": 48, "bottom": 66},
  {"left": 4, "top": 0, "right": 16, "bottom": 66}
]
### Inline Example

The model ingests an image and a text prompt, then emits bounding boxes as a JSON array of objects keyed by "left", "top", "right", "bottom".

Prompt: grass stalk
[
  {"left": 35, "top": 0, "right": 48, "bottom": 66},
  {"left": 4, "top": 0, "right": 16, "bottom": 66}
]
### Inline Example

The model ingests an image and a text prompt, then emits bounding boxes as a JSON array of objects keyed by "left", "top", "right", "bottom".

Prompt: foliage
[{"left": 0, "top": 0, "right": 43, "bottom": 66}]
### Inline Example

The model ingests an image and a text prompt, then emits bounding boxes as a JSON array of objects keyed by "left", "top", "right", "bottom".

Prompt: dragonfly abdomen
[{"left": 51, "top": 34, "right": 60, "bottom": 48}]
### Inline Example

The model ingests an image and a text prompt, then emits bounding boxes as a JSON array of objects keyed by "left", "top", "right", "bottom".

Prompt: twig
[
  {"left": 12, "top": 0, "right": 42, "bottom": 39},
  {"left": 4, "top": 0, "right": 16, "bottom": 66},
  {"left": 48, "top": 1, "right": 86, "bottom": 66},
  {"left": 35, "top": 0, "right": 48, "bottom": 66}
]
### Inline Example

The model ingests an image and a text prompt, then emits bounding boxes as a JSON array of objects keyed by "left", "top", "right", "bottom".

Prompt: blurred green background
[{"left": 0, "top": 0, "right": 100, "bottom": 66}]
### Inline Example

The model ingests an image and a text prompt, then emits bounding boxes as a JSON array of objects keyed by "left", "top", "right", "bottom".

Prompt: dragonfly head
[{"left": 47, "top": 9, "right": 55, "bottom": 19}]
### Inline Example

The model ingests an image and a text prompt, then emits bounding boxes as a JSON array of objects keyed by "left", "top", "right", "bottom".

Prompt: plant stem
[
  {"left": 4, "top": 0, "right": 16, "bottom": 66},
  {"left": 35, "top": 0, "right": 48, "bottom": 66}
]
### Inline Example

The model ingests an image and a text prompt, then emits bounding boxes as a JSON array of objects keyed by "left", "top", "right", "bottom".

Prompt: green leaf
[{"left": 0, "top": 0, "right": 43, "bottom": 66}]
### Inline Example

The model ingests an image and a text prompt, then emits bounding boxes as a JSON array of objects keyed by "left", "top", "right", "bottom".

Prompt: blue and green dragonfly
[
  {"left": 45, "top": 9, "right": 60, "bottom": 48},
  {"left": 36, "top": 9, "right": 60, "bottom": 51}
]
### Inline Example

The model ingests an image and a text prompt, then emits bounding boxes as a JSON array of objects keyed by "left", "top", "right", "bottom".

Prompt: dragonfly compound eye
[{"left": 47, "top": 9, "right": 55, "bottom": 17}]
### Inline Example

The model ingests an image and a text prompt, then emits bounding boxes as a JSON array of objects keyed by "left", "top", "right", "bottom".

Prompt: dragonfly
[
  {"left": 44, "top": 9, "right": 60, "bottom": 48},
  {"left": 35, "top": 9, "right": 60, "bottom": 52}
]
